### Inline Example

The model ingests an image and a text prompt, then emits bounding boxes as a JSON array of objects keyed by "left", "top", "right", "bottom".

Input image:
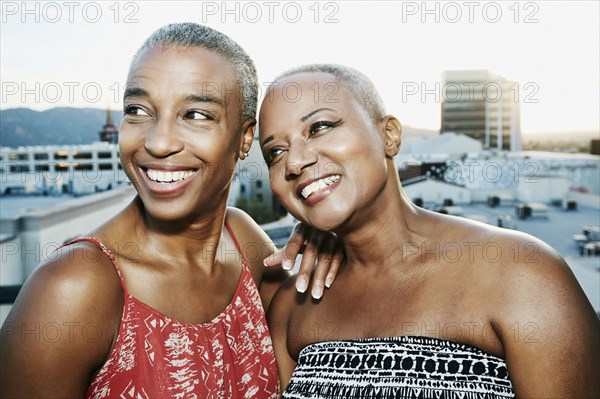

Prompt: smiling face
[
  {"left": 120, "top": 45, "right": 252, "bottom": 222},
  {"left": 259, "top": 72, "right": 398, "bottom": 231}
]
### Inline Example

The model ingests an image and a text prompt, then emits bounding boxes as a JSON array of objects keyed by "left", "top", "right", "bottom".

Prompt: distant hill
[
  {"left": 0, "top": 107, "right": 123, "bottom": 147},
  {"left": 0, "top": 107, "right": 439, "bottom": 148}
]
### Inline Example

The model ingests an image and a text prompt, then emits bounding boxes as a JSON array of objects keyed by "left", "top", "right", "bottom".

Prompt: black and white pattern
[{"left": 284, "top": 336, "right": 514, "bottom": 399}]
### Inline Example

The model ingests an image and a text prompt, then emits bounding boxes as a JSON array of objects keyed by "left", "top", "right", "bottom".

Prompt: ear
[
  {"left": 238, "top": 118, "right": 256, "bottom": 159},
  {"left": 380, "top": 115, "right": 402, "bottom": 158}
]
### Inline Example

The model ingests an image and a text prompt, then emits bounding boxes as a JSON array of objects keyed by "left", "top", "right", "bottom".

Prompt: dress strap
[
  {"left": 224, "top": 220, "right": 249, "bottom": 270},
  {"left": 61, "top": 237, "right": 128, "bottom": 293}
]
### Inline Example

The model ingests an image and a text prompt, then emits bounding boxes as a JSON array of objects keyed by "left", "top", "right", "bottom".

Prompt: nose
[
  {"left": 285, "top": 138, "right": 317, "bottom": 180},
  {"left": 144, "top": 117, "right": 184, "bottom": 158}
]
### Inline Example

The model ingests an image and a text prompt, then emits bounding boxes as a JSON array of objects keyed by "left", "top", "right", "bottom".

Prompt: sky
[{"left": 1, "top": 0, "right": 599, "bottom": 136}]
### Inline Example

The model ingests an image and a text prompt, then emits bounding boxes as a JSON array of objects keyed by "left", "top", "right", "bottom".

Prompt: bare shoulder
[
  {"left": 459, "top": 219, "right": 593, "bottom": 313},
  {"left": 226, "top": 207, "right": 276, "bottom": 256},
  {"left": 225, "top": 206, "right": 278, "bottom": 275},
  {"left": 0, "top": 240, "right": 123, "bottom": 395},
  {"left": 440, "top": 215, "right": 600, "bottom": 396},
  {"left": 8, "top": 239, "right": 123, "bottom": 317},
  {"left": 2, "top": 240, "right": 124, "bottom": 345},
  {"left": 443, "top": 214, "right": 593, "bottom": 311}
]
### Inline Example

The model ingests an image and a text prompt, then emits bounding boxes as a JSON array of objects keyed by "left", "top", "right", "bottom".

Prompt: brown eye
[
  {"left": 184, "top": 110, "right": 209, "bottom": 120},
  {"left": 308, "top": 119, "right": 342, "bottom": 136},
  {"left": 265, "top": 148, "right": 284, "bottom": 166},
  {"left": 124, "top": 106, "right": 149, "bottom": 116}
]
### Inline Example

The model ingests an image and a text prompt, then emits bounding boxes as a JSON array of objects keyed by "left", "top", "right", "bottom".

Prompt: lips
[
  {"left": 138, "top": 166, "right": 198, "bottom": 195},
  {"left": 298, "top": 175, "right": 341, "bottom": 199}
]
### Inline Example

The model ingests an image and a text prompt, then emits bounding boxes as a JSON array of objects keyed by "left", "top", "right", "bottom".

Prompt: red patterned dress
[{"left": 66, "top": 223, "right": 279, "bottom": 399}]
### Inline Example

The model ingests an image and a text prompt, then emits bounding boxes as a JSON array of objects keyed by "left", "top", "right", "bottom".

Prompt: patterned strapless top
[{"left": 283, "top": 335, "right": 514, "bottom": 399}]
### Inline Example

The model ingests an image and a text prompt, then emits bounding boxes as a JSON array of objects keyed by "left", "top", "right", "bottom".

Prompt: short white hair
[{"left": 270, "top": 64, "right": 386, "bottom": 122}]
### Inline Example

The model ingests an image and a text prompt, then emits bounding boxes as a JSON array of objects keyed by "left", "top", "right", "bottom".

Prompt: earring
[{"left": 244, "top": 151, "right": 249, "bottom": 158}]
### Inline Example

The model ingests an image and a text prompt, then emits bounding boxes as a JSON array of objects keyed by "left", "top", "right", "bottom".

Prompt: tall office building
[{"left": 441, "top": 70, "right": 521, "bottom": 151}]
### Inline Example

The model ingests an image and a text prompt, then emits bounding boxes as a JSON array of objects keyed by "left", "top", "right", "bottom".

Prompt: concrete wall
[
  {"left": 517, "top": 176, "right": 569, "bottom": 203},
  {"left": 568, "top": 191, "right": 600, "bottom": 209}
]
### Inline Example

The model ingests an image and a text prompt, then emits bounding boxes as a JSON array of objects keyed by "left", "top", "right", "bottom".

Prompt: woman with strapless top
[{"left": 258, "top": 64, "right": 600, "bottom": 398}]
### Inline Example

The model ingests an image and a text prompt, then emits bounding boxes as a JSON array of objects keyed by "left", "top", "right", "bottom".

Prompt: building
[
  {"left": 441, "top": 70, "right": 522, "bottom": 152},
  {"left": 231, "top": 137, "right": 279, "bottom": 214},
  {"left": 0, "top": 142, "right": 125, "bottom": 195}
]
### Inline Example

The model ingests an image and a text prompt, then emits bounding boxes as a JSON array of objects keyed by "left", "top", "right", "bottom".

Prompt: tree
[{"left": 234, "top": 196, "right": 277, "bottom": 224}]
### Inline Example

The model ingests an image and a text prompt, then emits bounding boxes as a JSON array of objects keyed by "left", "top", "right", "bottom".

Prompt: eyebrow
[
  {"left": 260, "top": 135, "right": 274, "bottom": 149},
  {"left": 123, "top": 87, "right": 149, "bottom": 100},
  {"left": 261, "top": 107, "right": 336, "bottom": 149},
  {"left": 300, "top": 108, "right": 335, "bottom": 122}
]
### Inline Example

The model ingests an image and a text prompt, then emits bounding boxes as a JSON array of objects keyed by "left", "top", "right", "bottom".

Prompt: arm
[
  {"left": 266, "top": 277, "right": 299, "bottom": 391},
  {"left": 226, "top": 207, "right": 344, "bottom": 309},
  {"left": 497, "top": 242, "right": 600, "bottom": 397},
  {"left": 0, "top": 242, "right": 123, "bottom": 398}
]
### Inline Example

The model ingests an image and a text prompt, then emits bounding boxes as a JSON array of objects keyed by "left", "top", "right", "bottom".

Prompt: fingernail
[
  {"left": 283, "top": 259, "right": 293, "bottom": 270},
  {"left": 296, "top": 277, "right": 307, "bottom": 293},
  {"left": 312, "top": 283, "right": 323, "bottom": 300},
  {"left": 264, "top": 253, "right": 275, "bottom": 267},
  {"left": 325, "top": 274, "right": 334, "bottom": 288}
]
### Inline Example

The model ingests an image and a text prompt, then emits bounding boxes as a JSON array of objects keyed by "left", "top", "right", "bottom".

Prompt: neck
[
  {"left": 131, "top": 196, "right": 228, "bottom": 271},
  {"left": 336, "top": 172, "right": 427, "bottom": 272}
]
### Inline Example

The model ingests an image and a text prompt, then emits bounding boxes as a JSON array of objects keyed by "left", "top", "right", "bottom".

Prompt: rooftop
[{"left": 1, "top": 194, "right": 81, "bottom": 219}]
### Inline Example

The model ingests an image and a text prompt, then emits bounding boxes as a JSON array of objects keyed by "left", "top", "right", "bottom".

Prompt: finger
[
  {"left": 296, "top": 228, "right": 325, "bottom": 294},
  {"left": 311, "top": 239, "right": 337, "bottom": 300},
  {"left": 324, "top": 243, "right": 344, "bottom": 288},
  {"left": 263, "top": 249, "right": 283, "bottom": 267},
  {"left": 281, "top": 223, "right": 306, "bottom": 270}
]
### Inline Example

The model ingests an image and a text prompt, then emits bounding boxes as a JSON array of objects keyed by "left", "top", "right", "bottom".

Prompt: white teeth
[
  {"left": 301, "top": 175, "right": 340, "bottom": 199},
  {"left": 146, "top": 169, "right": 196, "bottom": 183}
]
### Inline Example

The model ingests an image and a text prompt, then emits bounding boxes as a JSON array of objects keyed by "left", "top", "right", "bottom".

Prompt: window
[
  {"left": 35, "top": 153, "right": 49, "bottom": 160},
  {"left": 73, "top": 152, "right": 93, "bottom": 159},
  {"left": 256, "top": 180, "right": 262, "bottom": 188},
  {"left": 9, "top": 164, "right": 29, "bottom": 172}
]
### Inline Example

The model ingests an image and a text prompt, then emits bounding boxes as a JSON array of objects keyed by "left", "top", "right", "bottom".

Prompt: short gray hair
[
  {"left": 131, "top": 22, "right": 258, "bottom": 123},
  {"left": 270, "top": 64, "right": 386, "bottom": 122}
]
